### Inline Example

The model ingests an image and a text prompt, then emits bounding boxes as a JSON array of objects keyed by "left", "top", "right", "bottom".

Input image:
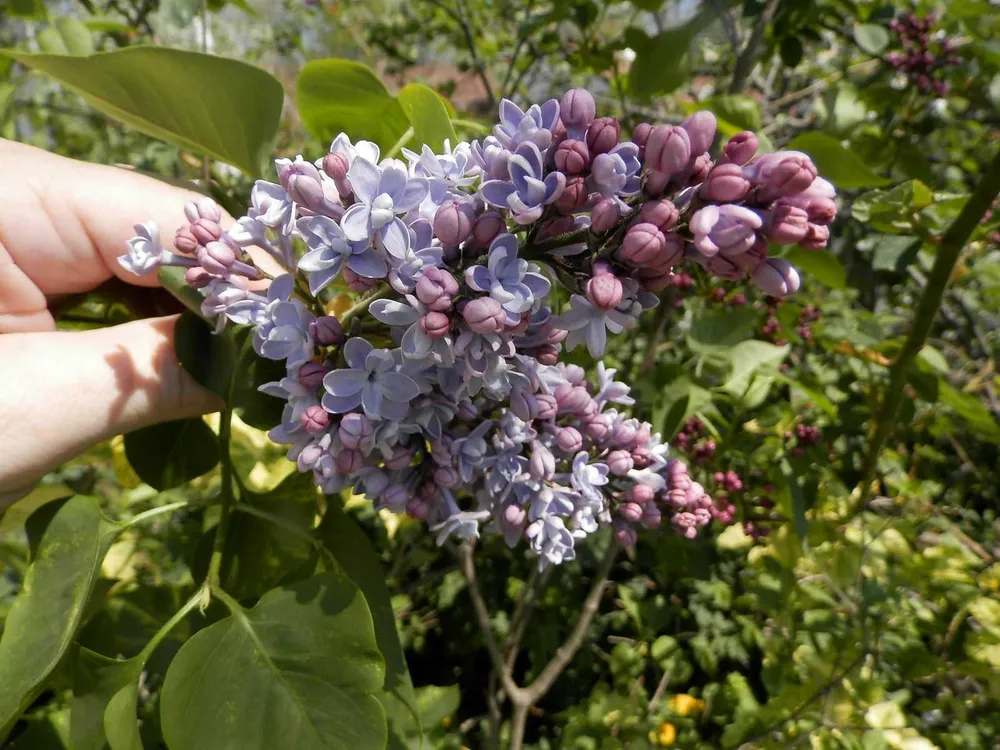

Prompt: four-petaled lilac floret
[
  {"left": 480, "top": 142, "right": 566, "bottom": 225},
  {"left": 465, "top": 233, "right": 551, "bottom": 324},
  {"left": 493, "top": 98, "right": 560, "bottom": 151},
  {"left": 322, "top": 337, "right": 420, "bottom": 420}
]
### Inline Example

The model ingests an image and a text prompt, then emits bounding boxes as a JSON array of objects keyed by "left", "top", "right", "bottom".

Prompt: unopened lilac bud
[
  {"left": 721, "top": 131, "right": 759, "bottom": 166},
  {"left": 536, "top": 345, "right": 560, "bottom": 365},
  {"left": 406, "top": 497, "right": 430, "bottom": 520},
  {"left": 630, "top": 484, "right": 655, "bottom": 504},
  {"left": 463, "top": 297, "right": 506, "bottom": 334},
  {"left": 535, "top": 393, "right": 558, "bottom": 420},
  {"left": 641, "top": 505, "right": 662, "bottom": 530},
  {"left": 554, "top": 384, "right": 592, "bottom": 415},
  {"left": 644, "top": 169, "right": 671, "bottom": 197},
  {"left": 799, "top": 223, "right": 830, "bottom": 250},
  {"left": 612, "top": 419, "right": 637, "bottom": 447},
  {"left": 632, "top": 446, "right": 652, "bottom": 469},
  {"left": 322, "top": 151, "right": 350, "bottom": 181},
  {"left": 686, "top": 154, "right": 713, "bottom": 185},
  {"left": 335, "top": 448, "right": 363, "bottom": 474},
  {"left": 472, "top": 210, "right": 506, "bottom": 246},
  {"left": 433, "top": 466, "right": 459, "bottom": 488},
  {"left": 585, "top": 413, "right": 610, "bottom": 441},
  {"left": 619, "top": 502, "right": 643, "bottom": 522},
  {"left": 766, "top": 205, "right": 809, "bottom": 244},
  {"left": 700, "top": 163, "right": 751, "bottom": 202},
  {"left": 310, "top": 315, "right": 345, "bottom": 346},
  {"left": 555, "top": 176, "right": 588, "bottom": 215},
  {"left": 586, "top": 117, "right": 620, "bottom": 156},
  {"left": 510, "top": 389, "right": 538, "bottom": 421},
  {"left": 174, "top": 226, "right": 199, "bottom": 255},
  {"left": 342, "top": 267, "right": 378, "bottom": 293},
  {"left": 586, "top": 273, "right": 624, "bottom": 310},
  {"left": 184, "top": 197, "right": 222, "bottom": 223},
  {"left": 591, "top": 199, "right": 621, "bottom": 233},
  {"left": 420, "top": 311, "right": 451, "bottom": 340},
  {"left": 381, "top": 484, "right": 410, "bottom": 512},
  {"left": 681, "top": 111, "right": 717, "bottom": 157},
  {"left": 298, "top": 362, "right": 328, "bottom": 390},
  {"left": 197, "top": 241, "right": 235, "bottom": 275},
  {"left": 185, "top": 266, "right": 212, "bottom": 288},
  {"left": 554, "top": 139, "right": 590, "bottom": 174},
  {"left": 617, "top": 223, "right": 666, "bottom": 267},
  {"left": 301, "top": 405, "right": 329, "bottom": 435},
  {"left": 637, "top": 267, "right": 674, "bottom": 292},
  {"left": 503, "top": 503, "right": 527, "bottom": 527},
  {"left": 554, "top": 426, "right": 583, "bottom": 453},
  {"left": 386, "top": 443, "right": 415, "bottom": 471},
  {"left": 191, "top": 218, "right": 222, "bottom": 245},
  {"left": 561, "top": 88, "right": 596, "bottom": 127},
  {"left": 457, "top": 400, "right": 477, "bottom": 421},
  {"left": 433, "top": 200, "right": 476, "bottom": 246},
  {"left": 645, "top": 125, "right": 691, "bottom": 175},
  {"left": 415, "top": 267, "right": 459, "bottom": 312},
  {"left": 757, "top": 154, "right": 818, "bottom": 201},
  {"left": 632, "top": 122, "right": 653, "bottom": 158},
  {"left": 614, "top": 524, "right": 638, "bottom": 547},
  {"left": 607, "top": 450, "right": 634, "bottom": 476},
  {"left": 638, "top": 200, "right": 679, "bottom": 232},
  {"left": 529, "top": 441, "right": 556, "bottom": 480},
  {"left": 339, "top": 412, "right": 373, "bottom": 450},
  {"left": 752, "top": 257, "right": 801, "bottom": 297}
]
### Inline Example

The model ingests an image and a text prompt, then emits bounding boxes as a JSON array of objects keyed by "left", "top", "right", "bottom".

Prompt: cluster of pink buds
[{"left": 886, "top": 13, "right": 961, "bottom": 96}]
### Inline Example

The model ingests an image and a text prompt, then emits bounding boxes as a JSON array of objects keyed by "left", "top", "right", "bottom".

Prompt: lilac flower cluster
[
  {"left": 118, "top": 89, "right": 839, "bottom": 567},
  {"left": 886, "top": 13, "right": 960, "bottom": 97}
]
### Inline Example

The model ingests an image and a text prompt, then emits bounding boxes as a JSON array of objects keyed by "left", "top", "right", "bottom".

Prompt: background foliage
[{"left": 1, "top": 0, "right": 999, "bottom": 748}]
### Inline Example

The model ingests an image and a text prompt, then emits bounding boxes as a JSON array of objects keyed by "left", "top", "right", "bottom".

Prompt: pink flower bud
[
  {"left": 614, "top": 524, "right": 638, "bottom": 547},
  {"left": 586, "top": 117, "right": 620, "bottom": 156},
  {"left": 681, "top": 111, "right": 717, "bottom": 157},
  {"left": 645, "top": 125, "right": 691, "bottom": 175},
  {"left": 339, "top": 412, "right": 373, "bottom": 450},
  {"left": 554, "top": 426, "right": 583, "bottom": 453},
  {"left": 585, "top": 413, "right": 610, "bottom": 441},
  {"left": 406, "top": 497, "right": 430, "bottom": 520},
  {"left": 174, "top": 226, "right": 199, "bottom": 255},
  {"left": 630, "top": 484, "right": 655, "bottom": 504},
  {"left": 301, "top": 405, "right": 329, "bottom": 435},
  {"left": 463, "top": 297, "right": 506, "bottom": 334},
  {"left": 644, "top": 169, "right": 671, "bottom": 197},
  {"left": 638, "top": 199, "right": 679, "bottom": 232},
  {"left": 540, "top": 216, "right": 575, "bottom": 238},
  {"left": 637, "top": 267, "right": 674, "bottom": 292},
  {"left": 535, "top": 393, "right": 558, "bottom": 420},
  {"left": 799, "top": 223, "right": 830, "bottom": 250},
  {"left": 641, "top": 505, "right": 662, "bottom": 530},
  {"left": 504, "top": 503, "right": 527, "bottom": 527},
  {"left": 555, "top": 176, "right": 588, "bottom": 215},
  {"left": 529, "top": 441, "right": 556, "bottom": 480},
  {"left": 561, "top": 88, "right": 596, "bottom": 126},
  {"left": 751, "top": 153, "right": 818, "bottom": 201},
  {"left": 197, "top": 241, "right": 236, "bottom": 275},
  {"left": 632, "top": 122, "right": 653, "bottom": 158},
  {"left": 472, "top": 210, "right": 506, "bottom": 246},
  {"left": 632, "top": 446, "right": 652, "bottom": 469},
  {"left": 700, "top": 163, "right": 751, "bottom": 202},
  {"left": 590, "top": 199, "right": 621, "bottom": 233},
  {"left": 607, "top": 450, "right": 634, "bottom": 475},
  {"left": 190, "top": 218, "right": 222, "bottom": 246},
  {"left": 535, "top": 345, "right": 560, "bottom": 365},
  {"left": 420, "top": 311, "right": 451, "bottom": 339},
  {"left": 685, "top": 153, "right": 713, "bottom": 186},
  {"left": 310, "top": 316, "right": 345, "bottom": 346},
  {"left": 184, "top": 266, "right": 212, "bottom": 289},
  {"left": 335, "top": 448, "right": 363, "bottom": 474},
  {"left": 381, "top": 484, "right": 410, "bottom": 512},
  {"left": 721, "top": 131, "right": 759, "bottom": 166},
  {"left": 554, "top": 384, "right": 592, "bottom": 415},
  {"left": 433, "top": 466, "right": 459, "bottom": 488},
  {"left": 617, "top": 222, "right": 666, "bottom": 267},
  {"left": 554, "top": 139, "right": 590, "bottom": 174},
  {"left": 298, "top": 362, "right": 328, "bottom": 390},
  {"left": 766, "top": 205, "right": 809, "bottom": 244},
  {"left": 586, "top": 273, "right": 624, "bottom": 310},
  {"left": 184, "top": 197, "right": 222, "bottom": 223},
  {"left": 386, "top": 443, "right": 415, "bottom": 471},
  {"left": 343, "top": 267, "right": 378, "bottom": 293},
  {"left": 322, "top": 151, "right": 350, "bottom": 181},
  {"left": 433, "top": 200, "right": 476, "bottom": 246},
  {"left": 619, "top": 502, "right": 643, "bottom": 522},
  {"left": 751, "top": 257, "right": 801, "bottom": 297},
  {"left": 415, "top": 267, "right": 459, "bottom": 312}
]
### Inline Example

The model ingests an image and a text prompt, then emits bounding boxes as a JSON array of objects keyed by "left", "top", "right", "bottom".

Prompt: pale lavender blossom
[
  {"left": 118, "top": 222, "right": 194, "bottom": 276},
  {"left": 322, "top": 337, "right": 420, "bottom": 420},
  {"left": 341, "top": 158, "right": 428, "bottom": 257},
  {"left": 465, "top": 233, "right": 551, "bottom": 324},
  {"left": 493, "top": 98, "right": 560, "bottom": 151},
  {"left": 552, "top": 294, "right": 637, "bottom": 357},
  {"left": 297, "top": 215, "right": 387, "bottom": 293},
  {"left": 480, "top": 142, "right": 566, "bottom": 224}
]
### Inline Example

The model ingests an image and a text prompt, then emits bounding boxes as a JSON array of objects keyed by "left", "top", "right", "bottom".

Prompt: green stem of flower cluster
[{"left": 855, "top": 148, "right": 1000, "bottom": 511}]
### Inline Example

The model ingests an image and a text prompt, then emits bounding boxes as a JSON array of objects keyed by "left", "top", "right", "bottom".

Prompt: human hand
[{"left": 0, "top": 139, "right": 224, "bottom": 505}]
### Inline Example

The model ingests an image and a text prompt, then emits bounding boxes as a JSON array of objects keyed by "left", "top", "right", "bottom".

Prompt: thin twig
[{"left": 728, "top": 0, "right": 779, "bottom": 94}]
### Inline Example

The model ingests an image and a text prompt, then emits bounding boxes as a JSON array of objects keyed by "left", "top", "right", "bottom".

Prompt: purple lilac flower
[
  {"left": 297, "top": 215, "right": 388, "bottom": 293},
  {"left": 341, "top": 158, "right": 428, "bottom": 257},
  {"left": 465, "top": 233, "right": 551, "bottom": 324},
  {"left": 322, "top": 337, "right": 420, "bottom": 420},
  {"left": 480, "top": 142, "right": 566, "bottom": 224},
  {"left": 493, "top": 98, "right": 560, "bottom": 151}
]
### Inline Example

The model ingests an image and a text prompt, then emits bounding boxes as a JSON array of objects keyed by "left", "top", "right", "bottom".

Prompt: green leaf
[
  {"left": 0, "top": 496, "right": 119, "bottom": 742},
  {"left": 104, "top": 683, "right": 143, "bottom": 750},
  {"left": 173, "top": 311, "right": 237, "bottom": 401},
  {"left": 660, "top": 394, "right": 690, "bottom": 439},
  {"left": 2, "top": 47, "right": 283, "bottom": 174},
  {"left": 785, "top": 131, "right": 892, "bottom": 189},
  {"left": 297, "top": 58, "right": 410, "bottom": 154},
  {"left": 688, "top": 95, "right": 762, "bottom": 132},
  {"left": 722, "top": 340, "right": 790, "bottom": 399},
  {"left": 124, "top": 418, "right": 220, "bottom": 491},
  {"left": 8, "top": 0, "right": 47, "bottom": 18},
  {"left": 853, "top": 23, "right": 890, "bottom": 54},
  {"left": 784, "top": 246, "right": 847, "bottom": 289},
  {"left": 70, "top": 649, "right": 144, "bottom": 750},
  {"left": 780, "top": 459, "right": 809, "bottom": 539},
  {"left": 397, "top": 82, "right": 458, "bottom": 153},
  {"left": 779, "top": 36, "right": 804, "bottom": 68},
  {"left": 55, "top": 19, "right": 94, "bottom": 56},
  {"left": 687, "top": 307, "right": 757, "bottom": 352},
  {"left": 852, "top": 181, "right": 935, "bottom": 232},
  {"left": 937, "top": 382, "right": 1000, "bottom": 442},
  {"left": 318, "top": 503, "right": 417, "bottom": 713},
  {"left": 160, "top": 573, "right": 387, "bottom": 750}
]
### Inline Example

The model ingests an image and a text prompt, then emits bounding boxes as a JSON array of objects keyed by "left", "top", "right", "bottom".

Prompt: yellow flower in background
[
  {"left": 656, "top": 721, "right": 677, "bottom": 745},
  {"left": 668, "top": 693, "right": 705, "bottom": 717}
]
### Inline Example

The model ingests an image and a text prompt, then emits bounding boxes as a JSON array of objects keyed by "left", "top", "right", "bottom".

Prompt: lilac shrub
[{"left": 119, "top": 89, "right": 839, "bottom": 568}]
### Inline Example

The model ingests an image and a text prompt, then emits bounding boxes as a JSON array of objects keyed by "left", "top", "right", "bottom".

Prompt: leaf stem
[
  {"left": 234, "top": 502, "right": 340, "bottom": 570},
  {"left": 138, "top": 586, "right": 205, "bottom": 663},
  {"left": 855, "top": 148, "right": 1000, "bottom": 510},
  {"left": 385, "top": 127, "right": 415, "bottom": 160},
  {"left": 123, "top": 499, "right": 193, "bottom": 529}
]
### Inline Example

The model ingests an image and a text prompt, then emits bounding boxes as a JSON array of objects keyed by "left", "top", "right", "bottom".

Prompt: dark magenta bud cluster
[{"left": 885, "top": 13, "right": 960, "bottom": 97}]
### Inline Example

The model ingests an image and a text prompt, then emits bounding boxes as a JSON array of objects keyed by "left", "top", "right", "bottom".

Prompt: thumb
[{"left": 0, "top": 315, "right": 224, "bottom": 500}]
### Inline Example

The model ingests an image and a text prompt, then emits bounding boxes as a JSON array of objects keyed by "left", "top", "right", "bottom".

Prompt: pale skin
[{"left": 0, "top": 139, "right": 224, "bottom": 507}]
